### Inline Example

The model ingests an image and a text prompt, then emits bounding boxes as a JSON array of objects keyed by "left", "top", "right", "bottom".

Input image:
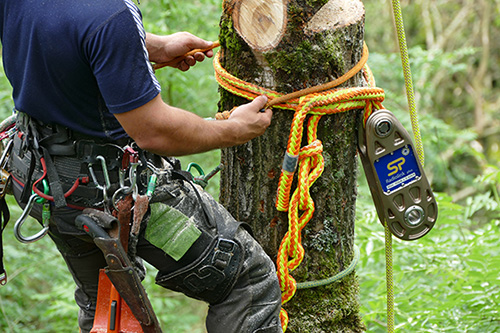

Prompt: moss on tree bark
[{"left": 218, "top": 0, "right": 367, "bottom": 331}]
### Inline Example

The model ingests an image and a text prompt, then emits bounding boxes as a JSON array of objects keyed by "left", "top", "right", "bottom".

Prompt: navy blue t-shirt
[{"left": 0, "top": 0, "right": 161, "bottom": 140}]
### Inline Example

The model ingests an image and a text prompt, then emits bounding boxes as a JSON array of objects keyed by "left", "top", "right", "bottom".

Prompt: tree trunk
[{"left": 218, "top": 0, "right": 366, "bottom": 331}]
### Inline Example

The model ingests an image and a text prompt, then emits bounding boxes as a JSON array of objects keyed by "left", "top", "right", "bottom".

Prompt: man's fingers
[
  {"left": 185, "top": 56, "right": 196, "bottom": 66},
  {"left": 252, "top": 95, "right": 268, "bottom": 110},
  {"left": 193, "top": 52, "right": 206, "bottom": 62}
]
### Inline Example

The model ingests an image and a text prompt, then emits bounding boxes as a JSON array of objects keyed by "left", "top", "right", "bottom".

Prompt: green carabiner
[
  {"left": 186, "top": 162, "right": 205, "bottom": 178},
  {"left": 34, "top": 179, "right": 50, "bottom": 204}
]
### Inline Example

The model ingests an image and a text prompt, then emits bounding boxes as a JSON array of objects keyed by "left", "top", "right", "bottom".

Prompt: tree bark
[{"left": 218, "top": 0, "right": 366, "bottom": 331}]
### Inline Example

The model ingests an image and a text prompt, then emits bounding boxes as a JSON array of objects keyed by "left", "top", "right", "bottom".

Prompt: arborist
[{"left": 0, "top": 0, "right": 282, "bottom": 332}]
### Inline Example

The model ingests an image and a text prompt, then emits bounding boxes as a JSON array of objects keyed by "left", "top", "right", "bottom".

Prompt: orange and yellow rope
[{"left": 214, "top": 45, "right": 384, "bottom": 331}]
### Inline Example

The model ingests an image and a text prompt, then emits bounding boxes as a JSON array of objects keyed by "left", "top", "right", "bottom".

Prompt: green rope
[
  {"left": 385, "top": 1, "right": 426, "bottom": 332},
  {"left": 391, "top": 0, "right": 425, "bottom": 166},
  {"left": 296, "top": 245, "right": 360, "bottom": 289},
  {"left": 385, "top": 224, "right": 395, "bottom": 333}
]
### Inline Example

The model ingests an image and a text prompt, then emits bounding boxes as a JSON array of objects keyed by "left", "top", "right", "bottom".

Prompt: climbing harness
[{"left": 2, "top": 104, "right": 233, "bottom": 331}]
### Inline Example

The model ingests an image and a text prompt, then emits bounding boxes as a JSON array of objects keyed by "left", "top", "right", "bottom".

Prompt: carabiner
[
  {"left": 14, "top": 193, "right": 49, "bottom": 243},
  {"left": 186, "top": 162, "right": 205, "bottom": 178},
  {"left": 34, "top": 179, "right": 49, "bottom": 204},
  {"left": 111, "top": 183, "right": 138, "bottom": 211},
  {"left": 124, "top": 161, "right": 140, "bottom": 194},
  {"left": 88, "top": 155, "right": 111, "bottom": 191},
  {"left": 0, "top": 138, "right": 13, "bottom": 169}
]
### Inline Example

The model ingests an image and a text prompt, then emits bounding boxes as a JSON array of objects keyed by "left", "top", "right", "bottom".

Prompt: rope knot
[{"left": 299, "top": 139, "right": 323, "bottom": 159}]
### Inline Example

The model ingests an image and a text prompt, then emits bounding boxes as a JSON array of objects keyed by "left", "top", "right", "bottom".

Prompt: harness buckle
[{"left": 212, "top": 239, "right": 236, "bottom": 270}]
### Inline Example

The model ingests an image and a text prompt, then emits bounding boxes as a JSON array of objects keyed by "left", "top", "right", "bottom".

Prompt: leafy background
[{"left": 1, "top": 0, "right": 499, "bottom": 332}]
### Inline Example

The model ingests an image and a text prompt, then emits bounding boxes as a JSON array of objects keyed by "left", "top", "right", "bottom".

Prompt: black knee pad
[{"left": 155, "top": 234, "right": 243, "bottom": 304}]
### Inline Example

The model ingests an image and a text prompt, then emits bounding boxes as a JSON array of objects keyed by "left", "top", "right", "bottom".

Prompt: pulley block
[{"left": 358, "top": 109, "right": 437, "bottom": 240}]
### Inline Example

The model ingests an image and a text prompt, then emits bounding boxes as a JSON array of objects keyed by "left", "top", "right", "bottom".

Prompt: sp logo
[{"left": 387, "top": 157, "right": 405, "bottom": 176}]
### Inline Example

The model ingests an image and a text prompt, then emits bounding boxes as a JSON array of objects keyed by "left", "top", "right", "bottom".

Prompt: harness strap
[
  {"left": 11, "top": 112, "right": 143, "bottom": 209},
  {"left": 16, "top": 114, "right": 67, "bottom": 207},
  {"left": 18, "top": 149, "right": 36, "bottom": 204},
  {"left": 114, "top": 194, "right": 133, "bottom": 251},
  {"left": 41, "top": 146, "right": 67, "bottom": 208},
  {"left": 170, "top": 167, "right": 217, "bottom": 230}
]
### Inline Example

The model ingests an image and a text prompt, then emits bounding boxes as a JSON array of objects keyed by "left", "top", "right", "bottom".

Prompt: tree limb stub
[
  {"left": 305, "top": 0, "right": 364, "bottom": 34},
  {"left": 233, "top": 0, "right": 287, "bottom": 52}
]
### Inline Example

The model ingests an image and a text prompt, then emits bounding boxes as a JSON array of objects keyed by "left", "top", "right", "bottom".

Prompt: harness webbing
[{"left": 215, "top": 45, "right": 385, "bottom": 331}]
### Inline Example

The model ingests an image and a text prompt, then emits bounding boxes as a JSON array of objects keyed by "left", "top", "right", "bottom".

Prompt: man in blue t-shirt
[{"left": 0, "top": 0, "right": 282, "bottom": 332}]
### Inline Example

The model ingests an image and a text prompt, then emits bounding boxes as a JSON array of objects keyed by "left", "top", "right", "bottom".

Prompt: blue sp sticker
[{"left": 374, "top": 145, "right": 421, "bottom": 193}]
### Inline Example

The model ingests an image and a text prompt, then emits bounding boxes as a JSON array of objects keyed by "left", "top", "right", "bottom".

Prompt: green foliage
[
  {"left": 0, "top": 62, "right": 13, "bottom": 119},
  {"left": 141, "top": 0, "right": 221, "bottom": 117},
  {"left": 356, "top": 190, "right": 500, "bottom": 332},
  {"left": 139, "top": 0, "right": 223, "bottom": 197},
  {"left": 0, "top": 197, "right": 80, "bottom": 332},
  {"left": 0, "top": 0, "right": 499, "bottom": 332},
  {"left": 367, "top": 46, "right": 493, "bottom": 194}
]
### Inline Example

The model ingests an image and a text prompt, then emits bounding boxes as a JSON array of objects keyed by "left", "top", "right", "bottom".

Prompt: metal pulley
[{"left": 358, "top": 109, "right": 438, "bottom": 240}]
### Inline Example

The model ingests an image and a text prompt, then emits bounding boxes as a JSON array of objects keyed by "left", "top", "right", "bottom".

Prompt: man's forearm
[{"left": 114, "top": 94, "right": 271, "bottom": 157}]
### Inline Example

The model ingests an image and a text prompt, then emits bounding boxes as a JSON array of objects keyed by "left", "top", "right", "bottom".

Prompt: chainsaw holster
[{"left": 93, "top": 236, "right": 161, "bottom": 333}]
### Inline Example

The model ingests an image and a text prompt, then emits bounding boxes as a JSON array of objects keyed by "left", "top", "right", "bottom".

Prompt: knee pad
[{"left": 155, "top": 234, "right": 243, "bottom": 304}]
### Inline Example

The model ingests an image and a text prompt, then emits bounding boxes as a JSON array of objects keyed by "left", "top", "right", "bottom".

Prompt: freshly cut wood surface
[
  {"left": 233, "top": 0, "right": 287, "bottom": 51},
  {"left": 306, "top": 0, "right": 364, "bottom": 34}
]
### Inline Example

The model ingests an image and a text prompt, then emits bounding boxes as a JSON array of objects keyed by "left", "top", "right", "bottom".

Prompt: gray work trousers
[{"left": 12, "top": 174, "right": 283, "bottom": 333}]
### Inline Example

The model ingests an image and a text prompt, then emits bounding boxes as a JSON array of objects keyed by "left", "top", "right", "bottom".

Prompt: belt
[
  {"left": 11, "top": 112, "right": 165, "bottom": 209},
  {"left": 15, "top": 111, "right": 132, "bottom": 157}
]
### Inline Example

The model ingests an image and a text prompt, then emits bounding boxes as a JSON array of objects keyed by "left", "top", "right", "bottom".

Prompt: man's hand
[
  {"left": 227, "top": 96, "right": 273, "bottom": 145},
  {"left": 146, "top": 32, "right": 214, "bottom": 71}
]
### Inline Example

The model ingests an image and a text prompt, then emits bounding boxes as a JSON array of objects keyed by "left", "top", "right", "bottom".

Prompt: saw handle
[{"left": 75, "top": 214, "right": 111, "bottom": 240}]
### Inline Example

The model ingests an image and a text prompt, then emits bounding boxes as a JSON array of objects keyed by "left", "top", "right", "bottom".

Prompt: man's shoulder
[
  {"left": 59, "top": 0, "right": 130, "bottom": 26},
  {"left": 7, "top": 0, "right": 131, "bottom": 33}
]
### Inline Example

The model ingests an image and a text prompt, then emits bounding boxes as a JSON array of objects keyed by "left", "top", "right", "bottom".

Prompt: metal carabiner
[
  {"left": 0, "top": 138, "right": 13, "bottom": 169},
  {"left": 111, "top": 183, "right": 138, "bottom": 211},
  {"left": 88, "top": 155, "right": 112, "bottom": 210},
  {"left": 88, "top": 155, "right": 111, "bottom": 191},
  {"left": 124, "top": 161, "right": 140, "bottom": 193},
  {"left": 14, "top": 193, "right": 49, "bottom": 243}
]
